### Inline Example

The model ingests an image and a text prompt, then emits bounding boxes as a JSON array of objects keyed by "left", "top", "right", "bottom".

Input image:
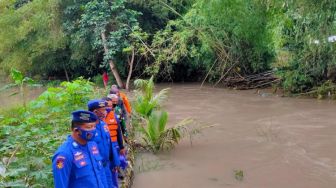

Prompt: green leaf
[
  {"left": 10, "top": 68, "right": 24, "bottom": 84},
  {"left": 158, "top": 111, "right": 168, "bottom": 133},
  {"left": 23, "top": 77, "right": 34, "bottom": 84}
]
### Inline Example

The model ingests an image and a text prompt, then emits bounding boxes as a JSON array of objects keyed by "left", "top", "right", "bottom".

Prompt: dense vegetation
[
  {"left": 0, "top": 0, "right": 335, "bottom": 93},
  {"left": 0, "top": 77, "right": 97, "bottom": 187}
]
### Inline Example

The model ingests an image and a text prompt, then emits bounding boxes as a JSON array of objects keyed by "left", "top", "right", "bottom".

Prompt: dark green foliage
[
  {"left": 149, "top": 0, "right": 275, "bottom": 82},
  {"left": 127, "top": 0, "right": 194, "bottom": 32},
  {"left": 1, "top": 0, "right": 336, "bottom": 95},
  {"left": 275, "top": 0, "right": 336, "bottom": 93},
  {"left": 62, "top": 0, "right": 145, "bottom": 82}
]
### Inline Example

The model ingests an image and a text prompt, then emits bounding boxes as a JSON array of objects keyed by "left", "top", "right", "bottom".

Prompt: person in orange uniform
[
  {"left": 103, "top": 97, "right": 126, "bottom": 156},
  {"left": 110, "top": 85, "right": 132, "bottom": 116},
  {"left": 104, "top": 94, "right": 128, "bottom": 173},
  {"left": 104, "top": 95, "right": 128, "bottom": 140}
]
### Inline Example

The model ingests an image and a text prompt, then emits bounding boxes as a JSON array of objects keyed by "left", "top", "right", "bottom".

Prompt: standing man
[
  {"left": 110, "top": 85, "right": 132, "bottom": 116},
  {"left": 104, "top": 96, "right": 128, "bottom": 170},
  {"left": 109, "top": 85, "right": 132, "bottom": 139},
  {"left": 107, "top": 94, "right": 128, "bottom": 140},
  {"left": 88, "top": 99, "right": 120, "bottom": 188},
  {"left": 52, "top": 110, "right": 108, "bottom": 188}
]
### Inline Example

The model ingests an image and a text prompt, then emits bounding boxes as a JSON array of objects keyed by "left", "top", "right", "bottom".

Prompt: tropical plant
[
  {"left": 139, "top": 111, "right": 193, "bottom": 153},
  {"left": 132, "top": 76, "right": 194, "bottom": 152},
  {"left": 133, "top": 76, "right": 169, "bottom": 117}
]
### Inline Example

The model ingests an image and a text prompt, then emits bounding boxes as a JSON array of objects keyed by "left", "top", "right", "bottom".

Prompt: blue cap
[
  {"left": 71, "top": 110, "right": 98, "bottom": 123},
  {"left": 87, "top": 99, "right": 107, "bottom": 111}
]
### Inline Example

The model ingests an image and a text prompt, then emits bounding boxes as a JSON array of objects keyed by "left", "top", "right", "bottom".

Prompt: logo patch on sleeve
[{"left": 56, "top": 156, "right": 66, "bottom": 169}]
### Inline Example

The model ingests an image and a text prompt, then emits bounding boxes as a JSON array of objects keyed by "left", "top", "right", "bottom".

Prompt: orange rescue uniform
[
  {"left": 104, "top": 111, "right": 119, "bottom": 142},
  {"left": 120, "top": 92, "right": 131, "bottom": 114}
]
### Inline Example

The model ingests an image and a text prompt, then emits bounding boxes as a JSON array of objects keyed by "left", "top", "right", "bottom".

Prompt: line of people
[{"left": 52, "top": 85, "right": 132, "bottom": 188}]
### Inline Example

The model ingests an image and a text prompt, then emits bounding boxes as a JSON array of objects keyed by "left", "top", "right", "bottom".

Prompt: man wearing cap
[
  {"left": 106, "top": 94, "right": 128, "bottom": 140},
  {"left": 110, "top": 85, "right": 132, "bottom": 118},
  {"left": 88, "top": 99, "right": 120, "bottom": 188},
  {"left": 105, "top": 94, "right": 128, "bottom": 174},
  {"left": 52, "top": 110, "right": 108, "bottom": 188}
]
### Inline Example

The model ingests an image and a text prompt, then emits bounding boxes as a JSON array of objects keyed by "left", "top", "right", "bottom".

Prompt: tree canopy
[{"left": 0, "top": 0, "right": 335, "bottom": 93}]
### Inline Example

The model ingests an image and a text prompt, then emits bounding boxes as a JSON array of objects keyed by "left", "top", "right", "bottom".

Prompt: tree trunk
[
  {"left": 126, "top": 48, "right": 135, "bottom": 91},
  {"left": 63, "top": 62, "right": 70, "bottom": 81},
  {"left": 101, "top": 32, "right": 124, "bottom": 88}
]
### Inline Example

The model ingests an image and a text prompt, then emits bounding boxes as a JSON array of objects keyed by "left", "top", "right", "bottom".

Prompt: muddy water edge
[
  {"left": 133, "top": 83, "right": 336, "bottom": 188},
  {"left": 0, "top": 77, "right": 45, "bottom": 109}
]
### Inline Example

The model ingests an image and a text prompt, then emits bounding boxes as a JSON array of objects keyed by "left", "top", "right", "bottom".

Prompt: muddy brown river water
[{"left": 133, "top": 84, "right": 336, "bottom": 188}]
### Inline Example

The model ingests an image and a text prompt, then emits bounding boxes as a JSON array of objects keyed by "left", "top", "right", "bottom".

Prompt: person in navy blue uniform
[
  {"left": 52, "top": 110, "right": 108, "bottom": 188},
  {"left": 88, "top": 99, "right": 120, "bottom": 188}
]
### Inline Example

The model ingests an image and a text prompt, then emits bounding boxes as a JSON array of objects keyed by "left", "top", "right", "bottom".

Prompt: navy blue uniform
[
  {"left": 94, "top": 120, "right": 120, "bottom": 188},
  {"left": 52, "top": 136, "right": 107, "bottom": 188}
]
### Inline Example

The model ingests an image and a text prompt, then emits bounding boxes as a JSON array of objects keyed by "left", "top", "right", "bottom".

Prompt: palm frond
[
  {"left": 158, "top": 111, "right": 168, "bottom": 133},
  {"left": 151, "top": 88, "right": 170, "bottom": 106},
  {"left": 133, "top": 77, "right": 196, "bottom": 152},
  {"left": 134, "top": 79, "right": 147, "bottom": 90}
]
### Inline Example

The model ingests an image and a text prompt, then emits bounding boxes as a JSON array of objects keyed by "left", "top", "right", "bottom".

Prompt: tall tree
[
  {"left": 0, "top": 0, "right": 65, "bottom": 74},
  {"left": 78, "top": 0, "right": 143, "bottom": 88}
]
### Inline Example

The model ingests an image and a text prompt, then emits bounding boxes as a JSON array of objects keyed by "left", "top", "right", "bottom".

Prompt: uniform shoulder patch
[{"left": 55, "top": 155, "right": 66, "bottom": 169}]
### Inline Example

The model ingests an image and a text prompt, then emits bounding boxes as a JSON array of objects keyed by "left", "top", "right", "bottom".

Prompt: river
[{"left": 133, "top": 84, "right": 336, "bottom": 188}]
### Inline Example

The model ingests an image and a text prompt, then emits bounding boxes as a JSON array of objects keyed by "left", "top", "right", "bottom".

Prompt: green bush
[
  {"left": 275, "top": 0, "right": 336, "bottom": 93},
  {"left": 0, "top": 78, "right": 95, "bottom": 187},
  {"left": 149, "top": 0, "right": 275, "bottom": 82}
]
